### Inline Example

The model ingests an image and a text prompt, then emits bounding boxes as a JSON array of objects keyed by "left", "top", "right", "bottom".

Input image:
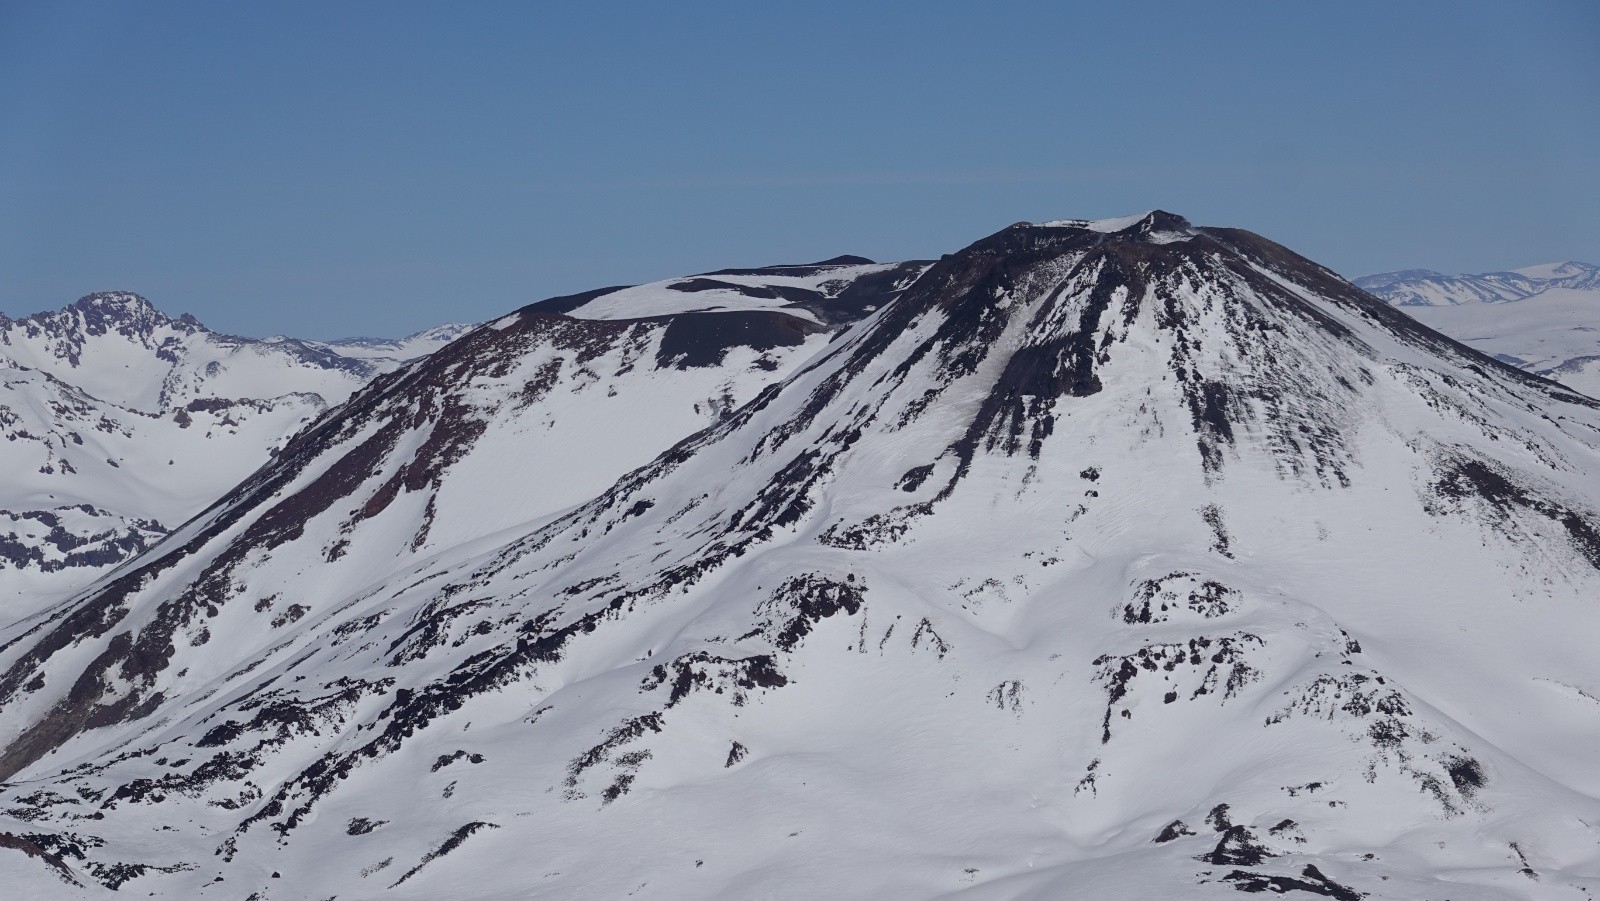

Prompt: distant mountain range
[
  {"left": 1357, "top": 262, "right": 1600, "bottom": 396},
  {"left": 0, "top": 291, "right": 470, "bottom": 615}
]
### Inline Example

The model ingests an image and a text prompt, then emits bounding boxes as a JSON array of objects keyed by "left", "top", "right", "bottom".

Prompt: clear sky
[{"left": 1, "top": 1, "right": 1597, "bottom": 339}]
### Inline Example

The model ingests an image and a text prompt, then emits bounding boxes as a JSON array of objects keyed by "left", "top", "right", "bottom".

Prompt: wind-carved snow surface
[
  {"left": 1, "top": 217, "right": 1600, "bottom": 899},
  {"left": 0, "top": 294, "right": 473, "bottom": 620},
  {"left": 1359, "top": 263, "right": 1600, "bottom": 397}
]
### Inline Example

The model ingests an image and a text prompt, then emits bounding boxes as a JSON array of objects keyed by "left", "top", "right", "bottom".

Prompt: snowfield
[
  {"left": 0, "top": 217, "right": 1598, "bottom": 899},
  {"left": 1359, "top": 262, "right": 1600, "bottom": 397}
]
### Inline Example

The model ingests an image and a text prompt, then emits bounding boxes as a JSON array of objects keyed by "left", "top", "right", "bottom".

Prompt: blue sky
[{"left": 1, "top": 1, "right": 1596, "bottom": 338}]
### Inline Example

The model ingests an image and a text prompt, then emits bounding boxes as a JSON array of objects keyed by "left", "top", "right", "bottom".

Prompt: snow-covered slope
[
  {"left": 0, "top": 294, "right": 474, "bottom": 617},
  {"left": 1357, "top": 263, "right": 1600, "bottom": 396},
  {"left": 2, "top": 218, "right": 1599, "bottom": 899}
]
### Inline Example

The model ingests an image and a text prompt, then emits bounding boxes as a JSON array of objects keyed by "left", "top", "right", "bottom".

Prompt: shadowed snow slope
[{"left": 1, "top": 216, "right": 1599, "bottom": 899}]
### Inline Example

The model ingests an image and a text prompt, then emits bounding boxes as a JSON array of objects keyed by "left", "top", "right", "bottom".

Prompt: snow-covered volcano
[{"left": 2, "top": 215, "right": 1599, "bottom": 899}]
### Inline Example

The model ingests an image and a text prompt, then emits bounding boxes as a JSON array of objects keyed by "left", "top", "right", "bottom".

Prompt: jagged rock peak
[
  {"left": 3, "top": 291, "right": 204, "bottom": 340},
  {"left": 65, "top": 290, "right": 160, "bottom": 314},
  {"left": 66, "top": 291, "right": 191, "bottom": 326}
]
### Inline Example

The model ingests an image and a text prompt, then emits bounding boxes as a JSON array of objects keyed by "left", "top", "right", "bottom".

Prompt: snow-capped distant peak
[
  {"left": 1511, "top": 260, "right": 1599, "bottom": 280},
  {"left": 40, "top": 291, "right": 189, "bottom": 333},
  {"left": 65, "top": 290, "right": 160, "bottom": 314},
  {"left": 310, "top": 322, "right": 479, "bottom": 363},
  {"left": 0, "top": 291, "right": 475, "bottom": 619},
  {"left": 321, "top": 321, "right": 474, "bottom": 349},
  {"left": 406, "top": 321, "right": 475, "bottom": 342}
]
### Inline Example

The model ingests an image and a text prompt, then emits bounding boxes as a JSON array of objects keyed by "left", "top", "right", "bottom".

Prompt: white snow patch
[{"left": 1039, "top": 212, "right": 1154, "bottom": 233}]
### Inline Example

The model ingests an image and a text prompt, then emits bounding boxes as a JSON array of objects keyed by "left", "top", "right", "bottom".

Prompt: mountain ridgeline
[
  {"left": 0, "top": 215, "right": 1598, "bottom": 899},
  {"left": 0, "top": 291, "right": 472, "bottom": 616}
]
